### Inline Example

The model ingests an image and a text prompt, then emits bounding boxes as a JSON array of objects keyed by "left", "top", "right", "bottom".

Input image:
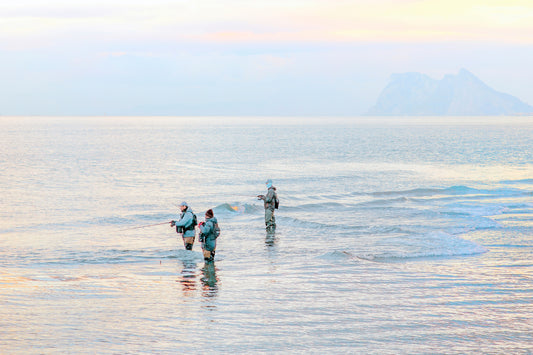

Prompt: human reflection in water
[
  {"left": 178, "top": 259, "right": 198, "bottom": 297},
  {"left": 265, "top": 231, "right": 278, "bottom": 248},
  {"left": 200, "top": 261, "right": 219, "bottom": 304}
]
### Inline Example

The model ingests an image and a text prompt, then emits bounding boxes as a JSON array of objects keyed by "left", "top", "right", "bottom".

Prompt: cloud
[{"left": 0, "top": 0, "right": 532, "bottom": 115}]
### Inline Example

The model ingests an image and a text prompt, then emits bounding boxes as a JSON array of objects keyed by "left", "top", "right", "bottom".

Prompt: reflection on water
[
  {"left": 177, "top": 259, "right": 198, "bottom": 297},
  {"left": 200, "top": 262, "right": 219, "bottom": 305},
  {"left": 265, "top": 232, "right": 280, "bottom": 279},
  {"left": 265, "top": 232, "right": 278, "bottom": 247},
  {"left": 176, "top": 258, "right": 219, "bottom": 306}
]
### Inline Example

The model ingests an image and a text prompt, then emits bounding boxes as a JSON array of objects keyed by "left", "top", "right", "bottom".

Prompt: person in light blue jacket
[
  {"left": 170, "top": 202, "right": 197, "bottom": 250},
  {"left": 198, "top": 209, "right": 219, "bottom": 262}
]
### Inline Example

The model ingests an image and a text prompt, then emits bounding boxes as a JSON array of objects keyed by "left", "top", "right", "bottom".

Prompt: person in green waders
[
  {"left": 170, "top": 202, "right": 197, "bottom": 250},
  {"left": 258, "top": 179, "right": 279, "bottom": 234},
  {"left": 198, "top": 209, "right": 220, "bottom": 263}
]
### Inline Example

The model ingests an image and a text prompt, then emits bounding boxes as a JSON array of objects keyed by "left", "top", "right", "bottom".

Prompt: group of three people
[{"left": 170, "top": 179, "right": 279, "bottom": 262}]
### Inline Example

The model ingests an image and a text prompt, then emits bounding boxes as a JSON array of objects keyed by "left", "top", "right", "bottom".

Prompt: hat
[
  {"left": 180, "top": 201, "right": 188, "bottom": 207},
  {"left": 205, "top": 209, "right": 214, "bottom": 218},
  {"left": 266, "top": 179, "right": 272, "bottom": 188}
]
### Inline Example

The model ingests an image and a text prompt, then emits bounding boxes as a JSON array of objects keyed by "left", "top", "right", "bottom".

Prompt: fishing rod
[
  {"left": 216, "top": 193, "right": 259, "bottom": 198},
  {"left": 119, "top": 221, "right": 171, "bottom": 232}
]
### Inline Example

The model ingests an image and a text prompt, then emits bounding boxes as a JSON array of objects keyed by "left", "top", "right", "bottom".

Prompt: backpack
[
  {"left": 274, "top": 194, "right": 279, "bottom": 209},
  {"left": 184, "top": 211, "right": 197, "bottom": 231},
  {"left": 214, "top": 222, "right": 220, "bottom": 238}
]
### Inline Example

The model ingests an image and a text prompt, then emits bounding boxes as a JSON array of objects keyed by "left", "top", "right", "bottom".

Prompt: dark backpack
[
  {"left": 182, "top": 211, "right": 197, "bottom": 232},
  {"left": 274, "top": 194, "right": 279, "bottom": 209},
  {"left": 176, "top": 211, "right": 197, "bottom": 233},
  {"left": 186, "top": 213, "right": 197, "bottom": 231},
  {"left": 214, "top": 222, "right": 220, "bottom": 238}
]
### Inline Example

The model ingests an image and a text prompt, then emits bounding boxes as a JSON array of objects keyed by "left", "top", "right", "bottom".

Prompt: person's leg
[
  {"left": 265, "top": 209, "right": 276, "bottom": 232},
  {"left": 203, "top": 249, "right": 212, "bottom": 260},
  {"left": 204, "top": 238, "right": 216, "bottom": 262},
  {"left": 265, "top": 209, "right": 273, "bottom": 230},
  {"left": 184, "top": 237, "right": 195, "bottom": 250}
]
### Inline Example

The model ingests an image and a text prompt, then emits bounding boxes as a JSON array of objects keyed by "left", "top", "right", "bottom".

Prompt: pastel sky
[{"left": 1, "top": 0, "right": 532, "bottom": 115}]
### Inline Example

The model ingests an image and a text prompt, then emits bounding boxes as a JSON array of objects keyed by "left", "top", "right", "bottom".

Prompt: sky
[{"left": 0, "top": 0, "right": 532, "bottom": 116}]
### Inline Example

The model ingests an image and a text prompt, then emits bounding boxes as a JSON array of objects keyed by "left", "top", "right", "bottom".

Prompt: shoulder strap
[
  {"left": 183, "top": 211, "right": 196, "bottom": 230},
  {"left": 214, "top": 222, "right": 220, "bottom": 238}
]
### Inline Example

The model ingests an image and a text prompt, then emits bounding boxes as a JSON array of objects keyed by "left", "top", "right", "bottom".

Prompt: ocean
[{"left": 1, "top": 116, "right": 532, "bottom": 354}]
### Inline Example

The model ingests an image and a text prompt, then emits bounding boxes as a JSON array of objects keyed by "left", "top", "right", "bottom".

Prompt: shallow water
[{"left": 1, "top": 116, "right": 532, "bottom": 354}]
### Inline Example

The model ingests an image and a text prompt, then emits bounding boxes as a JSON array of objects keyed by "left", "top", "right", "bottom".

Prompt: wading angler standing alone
[
  {"left": 170, "top": 202, "right": 197, "bottom": 250},
  {"left": 258, "top": 179, "right": 279, "bottom": 233}
]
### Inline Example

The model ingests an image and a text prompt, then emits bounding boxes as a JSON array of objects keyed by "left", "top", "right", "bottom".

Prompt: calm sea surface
[{"left": 1, "top": 117, "right": 532, "bottom": 354}]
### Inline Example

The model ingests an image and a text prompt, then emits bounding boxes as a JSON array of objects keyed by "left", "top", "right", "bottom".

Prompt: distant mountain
[{"left": 367, "top": 69, "right": 533, "bottom": 116}]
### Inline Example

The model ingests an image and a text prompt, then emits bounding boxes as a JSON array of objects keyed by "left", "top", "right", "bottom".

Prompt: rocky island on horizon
[{"left": 367, "top": 69, "right": 533, "bottom": 116}]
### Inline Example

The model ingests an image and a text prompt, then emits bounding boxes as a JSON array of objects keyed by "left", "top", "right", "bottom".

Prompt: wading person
[
  {"left": 170, "top": 202, "right": 197, "bottom": 250},
  {"left": 258, "top": 179, "right": 279, "bottom": 234},
  {"left": 198, "top": 209, "right": 220, "bottom": 262}
]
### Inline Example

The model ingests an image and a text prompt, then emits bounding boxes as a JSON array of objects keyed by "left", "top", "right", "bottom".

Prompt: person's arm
[
  {"left": 174, "top": 211, "right": 192, "bottom": 227},
  {"left": 198, "top": 222, "right": 205, "bottom": 241},
  {"left": 201, "top": 220, "right": 214, "bottom": 235},
  {"left": 264, "top": 189, "right": 275, "bottom": 203}
]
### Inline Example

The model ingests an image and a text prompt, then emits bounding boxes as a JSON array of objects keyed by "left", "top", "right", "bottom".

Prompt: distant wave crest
[
  {"left": 351, "top": 185, "right": 530, "bottom": 199},
  {"left": 213, "top": 203, "right": 262, "bottom": 215}
]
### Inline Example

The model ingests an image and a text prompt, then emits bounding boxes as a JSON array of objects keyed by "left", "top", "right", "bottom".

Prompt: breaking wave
[{"left": 213, "top": 203, "right": 262, "bottom": 215}]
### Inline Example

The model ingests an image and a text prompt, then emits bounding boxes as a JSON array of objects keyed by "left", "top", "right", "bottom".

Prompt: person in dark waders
[
  {"left": 170, "top": 202, "right": 197, "bottom": 250},
  {"left": 198, "top": 209, "right": 220, "bottom": 263},
  {"left": 258, "top": 179, "right": 279, "bottom": 234}
]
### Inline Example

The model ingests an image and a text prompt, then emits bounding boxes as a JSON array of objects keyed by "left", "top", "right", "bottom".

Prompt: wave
[
  {"left": 442, "top": 203, "right": 507, "bottom": 219},
  {"left": 285, "top": 185, "right": 532, "bottom": 213},
  {"left": 25, "top": 248, "right": 205, "bottom": 267},
  {"left": 25, "top": 204, "right": 259, "bottom": 232},
  {"left": 275, "top": 216, "right": 361, "bottom": 231},
  {"left": 88, "top": 213, "right": 174, "bottom": 227},
  {"left": 349, "top": 187, "right": 461, "bottom": 197},
  {"left": 501, "top": 179, "right": 533, "bottom": 185},
  {"left": 316, "top": 231, "right": 487, "bottom": 263},
  {"left": 317, "top": 251, "right": 360, "bottom": 262},
  {"left": 358, "top": 232, "right": 487, "bottom": 262},
  {"left": 354, "top": 197, "right": 410, "bottom": 208},
  {"left": 369, "top": 187, "right": 450, "bottom": 197},
  {"left": 351, "top": 185, "right": 530, "bottom": 199},
  {"left": 213, "top": 203, "right": 262, "bottom": 215},
  {"left": 281, "top": 202, "right": 348, "bottom": 211}
]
